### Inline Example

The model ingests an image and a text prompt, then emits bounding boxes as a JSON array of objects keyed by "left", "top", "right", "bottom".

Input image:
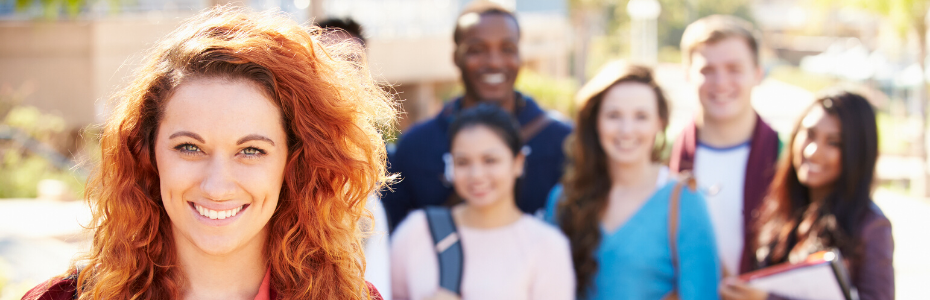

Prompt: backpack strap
[
  {"left": 424, "top": 206, "right": 464, "bottom": 295},
  {"left": 520, "top": 113, "right": 553, "bottom": 143},
  {"left": 68, "top": 265, "right": 87, "bottom": 300}
]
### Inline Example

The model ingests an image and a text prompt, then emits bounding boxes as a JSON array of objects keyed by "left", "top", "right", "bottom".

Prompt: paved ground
[
  {"left": 0, "top": 200, "right": 91, "bottom": 300},
  {"left": 873, "top": 189, "right": 930, "bottom": 299}
]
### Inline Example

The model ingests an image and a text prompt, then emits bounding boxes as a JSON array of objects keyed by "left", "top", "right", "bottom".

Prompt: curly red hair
[{"left": 73, "top": 6, "right": 395, "bottom": 299}]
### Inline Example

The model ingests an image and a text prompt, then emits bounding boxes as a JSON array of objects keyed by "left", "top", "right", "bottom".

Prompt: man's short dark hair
[
  {"left": 318, "top": 17, "right": 366, "bottom": 46},
  {"left": 453, "top": 0, "right": 520, "bottom": 45}
]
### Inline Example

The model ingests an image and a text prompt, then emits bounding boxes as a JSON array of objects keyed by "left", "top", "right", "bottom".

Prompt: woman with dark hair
[
  {"left": 720, "top": 91, "right": 894, "bottom": 300},
  {"left": 390, "top": 104, "right": 574, "bottom": 300},
  {"left": 543, "top": 61, "right": 719, "bottom": 299},
  {"left": 24, "top": 7, "right": 393, "bottom": 300}
]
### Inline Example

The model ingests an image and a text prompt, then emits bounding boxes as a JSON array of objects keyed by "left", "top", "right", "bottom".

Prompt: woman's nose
[
  {"left": 618, "top": 118, "right": 635, "bottom": 133},
  {"left": 803, "top": 141, "right": 819, "bottom": 159},
  {"left": 200, "top": 156, "right": 237, "bottom": 200}
]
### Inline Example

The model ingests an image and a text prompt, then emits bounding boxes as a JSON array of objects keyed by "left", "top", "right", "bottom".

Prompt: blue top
[
  {"left": 383, "top": 93, "right": 572, "bottom": 230},
  {"left": 544, "top": 181, "right": 721, "bottom": 300}
]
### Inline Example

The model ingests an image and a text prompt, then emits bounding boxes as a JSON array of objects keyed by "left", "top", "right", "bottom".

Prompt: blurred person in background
[
  {"left": 670, "top": 15, "right": 780, "bottom": 277},
  {"left": 544, "top": 62, "right": 720, "bottom": 299},
  {"left": 382, "top": 0, "right": 572, "bottom": 231},
  {"left": 319, "top": 17, "right": 366, "bottom": 47},
  {"left": 23, "top": 7, "right": 393, "bottom": 300},
  {"left": 721, "top": 91, "right": 893, "bottom": 300},
  {"left": 391, "top": 105, "right": 574, "bottom": 300},
  {"left": 318, "top": 16, "right": 392, "bottom": 299}
]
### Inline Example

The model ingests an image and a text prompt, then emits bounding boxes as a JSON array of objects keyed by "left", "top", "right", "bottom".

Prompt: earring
[{"left": 442, "top": 153, "right": 454, "bottom": 186}]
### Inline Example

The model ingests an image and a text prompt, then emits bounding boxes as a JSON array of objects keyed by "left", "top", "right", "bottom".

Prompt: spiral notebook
[{"left": 738, "top": 249, "right": 858, "bottom": 300}]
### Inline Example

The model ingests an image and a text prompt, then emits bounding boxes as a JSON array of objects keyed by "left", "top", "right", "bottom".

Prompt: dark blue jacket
[{"left": 383, "top": 93, "right": 572, "bottom": 230}]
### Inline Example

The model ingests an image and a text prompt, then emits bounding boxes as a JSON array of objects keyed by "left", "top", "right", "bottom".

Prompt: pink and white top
[{"left": 390, "top": 211, "right": 575, "bottom": 300}]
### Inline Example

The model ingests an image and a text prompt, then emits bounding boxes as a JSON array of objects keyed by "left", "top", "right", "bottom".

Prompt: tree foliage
[
  {"left": 8, "top": 0, "right": 124, "bottom": 18},
  {"left": 570, "top": 0, "right": 755, "bottom": 49},
  {"left": 813, "top": 0, "right": 930, "bottom": 36}
]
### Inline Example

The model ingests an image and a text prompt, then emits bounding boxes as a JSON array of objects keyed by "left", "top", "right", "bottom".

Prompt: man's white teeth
[
  {"left": 196, "top": 205, "right": 243, "bottom": 220},
  {"left": 483, "top": 73, "right": 505, "bottom": 84}
]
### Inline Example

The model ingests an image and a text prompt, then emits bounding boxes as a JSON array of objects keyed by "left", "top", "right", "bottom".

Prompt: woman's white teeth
[
  {"left": 806, "top": 163, "right": 823, "bottom": 172},
  {"left": 483, "top": 73, "right": 505, "bottom": 84},
  {"left": 196, "top": 205, "right": 243, "bottom": 220}
]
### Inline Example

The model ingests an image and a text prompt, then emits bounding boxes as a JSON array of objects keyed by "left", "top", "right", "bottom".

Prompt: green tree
[
  {"left": 567, "top": 0, "right": 755, "bottom": 83},
  {"left": 820, "top": 0, "right": 930, "bottom": 193},
  {"left": 7, "top": 0, "right": 123, "bottom": 19},
  {"left": 515, "top": 68, "right": 579, "bottom": 117},
  {"left": 652, "top": 0, "right": 755, "bottom": 52}
]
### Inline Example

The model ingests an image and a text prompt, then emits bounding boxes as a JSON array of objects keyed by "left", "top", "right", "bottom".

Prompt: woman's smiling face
[
  {"left": 596, "top": 82, "right": 663, "bottom": 165},
  {"left": 154, "top": 77, "right": 288, "bottom": 256},
  {"left": 450, "top": 125, "right": 523, "bottom": 208},
  {"left": 792, "top": 105, "right": 842, "bottom": 194}
]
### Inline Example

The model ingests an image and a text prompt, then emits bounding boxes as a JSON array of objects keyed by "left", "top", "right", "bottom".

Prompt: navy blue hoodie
[{"left": 383, "top": 93, "right": 572, "bottom": 230}]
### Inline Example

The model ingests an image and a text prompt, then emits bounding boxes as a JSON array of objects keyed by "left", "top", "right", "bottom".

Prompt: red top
[
  {"left": 253, "top": 268, "right": 272, "bottom": 300},
  {"left": 22, "top": 272, "right": 384, "bottom": 300}
]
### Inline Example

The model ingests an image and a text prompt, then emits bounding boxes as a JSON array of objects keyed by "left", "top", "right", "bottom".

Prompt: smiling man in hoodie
[{"left": 383, "top": 1, "right": 572, "bottom": 231}]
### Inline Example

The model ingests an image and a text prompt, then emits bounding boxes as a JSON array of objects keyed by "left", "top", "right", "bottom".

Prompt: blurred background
[{"left": 1, "top": 0, "right": 929, "bottom": 298}]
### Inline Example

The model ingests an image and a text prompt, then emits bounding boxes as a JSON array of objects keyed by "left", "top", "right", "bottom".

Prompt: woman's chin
[
  {"left": 606, "top": 151, "right": 650, "bottom": 165},
  {"left": 796, "top": 172, "right": 833, "bottom": 191},
  {"left": 180, "top": 229, "right": 260, "bottom": 257},
  {"left": 190, "top": 237, "right": 241, "bottom": 256},
  {"left": 464, "top": 196, "right": 499, "bottom": 209},
  {"left": 799, "top": 179, "right": 829, "bottom": 191}
]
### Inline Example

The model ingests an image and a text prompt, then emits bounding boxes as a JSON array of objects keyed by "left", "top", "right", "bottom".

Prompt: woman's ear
[{"left": 513, "top": 150, "right": 527, "bottom": 178}]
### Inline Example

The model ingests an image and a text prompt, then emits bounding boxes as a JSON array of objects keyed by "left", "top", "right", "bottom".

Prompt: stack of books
[{"left": 738, "top": 249, "right": 858, "bottom": 300}]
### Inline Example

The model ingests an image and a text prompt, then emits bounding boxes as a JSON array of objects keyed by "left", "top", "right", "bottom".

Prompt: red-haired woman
[
  {"left": 24, "top": 6, "right": 394, "bottom": 300},
  {"left": 720, "top": 91, "right": 893, "bottom": 300}
]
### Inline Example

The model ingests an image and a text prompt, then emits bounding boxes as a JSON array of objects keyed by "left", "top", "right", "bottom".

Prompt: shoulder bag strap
[
  {"left": 664, "top": 172, "right": 697, "bottom": 300},
  {"left": 424, "top": 206, "right": 464, "bottom": 295}
]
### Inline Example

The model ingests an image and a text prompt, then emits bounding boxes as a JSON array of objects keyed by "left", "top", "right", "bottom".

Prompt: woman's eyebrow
[
  {"left": 168, "top": 131, "right": 205, "bottom": 143},
  {"left": 237, "top": 134, "right": 275, "bottom": 146}
]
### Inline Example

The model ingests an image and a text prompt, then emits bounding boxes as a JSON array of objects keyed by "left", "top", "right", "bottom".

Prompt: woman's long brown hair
[
  {"left": 73, "top": 6, "right": 395, "bottom": 299},
  {"left": 754, "top": 91, "right": 877, "bottom": 269},
  {"left": 557, "top": 62, "right": 669, "bottom": 297}
]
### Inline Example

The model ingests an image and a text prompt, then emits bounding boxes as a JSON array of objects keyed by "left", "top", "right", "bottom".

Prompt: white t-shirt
[
  {"left": 694, "top": 142, "right": 750, "bottom": 276},
  {"left": 390, "top": 211, "right": 575, "bottom": 300},
  {"left": 365, "top": 195, "right": 392, "bottom": 300}
]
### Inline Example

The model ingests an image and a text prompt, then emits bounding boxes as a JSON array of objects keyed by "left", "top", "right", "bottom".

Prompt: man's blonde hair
[{"left": 680, "top": 15, "right": 760, "bottom": 67}]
